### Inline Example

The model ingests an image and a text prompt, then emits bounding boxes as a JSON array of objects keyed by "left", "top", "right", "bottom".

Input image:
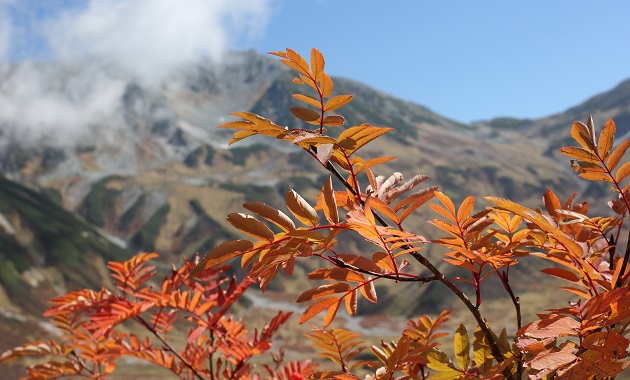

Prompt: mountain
[
  {"left": 0, "top": 174, "right": 130, "bottom": 359},
  {"left": 0, "top": 51, "right": 629, "bottom": 316}
]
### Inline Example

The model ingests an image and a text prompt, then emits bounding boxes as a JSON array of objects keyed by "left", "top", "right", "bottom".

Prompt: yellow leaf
[
  {"left": 570, "top": 121, "right": 596, "bottom": 151},
  {"left": 560, "top": 146, "right": 600, "bottom": 163},
  {"left": 321, "top": 177, "right": 339, "bottom": 224},
  {"left": 454, "top": 324, "right": 470, "bottom": 371},
  {"left": 473, "top": 327, "right": 493, "bottom": 374},
  {"left": 290, "top": 107, "right": 320, "bottom": 123},
  {"left": 337, "top": 124, "right": 393, "bottom": 156},
  {"left": 324, "top": 95, "right": 353, "bottom": 112},
  {"left": 285, "top": 48, "right": 310, "bottom": 75},
  {"left": 293, "top": 93, "right": 322, "bottom": 109},
  {"left": 286, "top": 190, "right": 319, "bottom": 226},
  {"left": 227, "top": 213, "right": 275, "bottom": 241},
  {"left": 598, "top": 119, "right": 616, "bottom": 158},
  {"left": 243, "top": 201, "right": 295, "bottom": 232},
  {"left": 190, "top": 240, "right": 253, "bottom": 277},
  {"left": 607, "top": 138, "right": 630, "bottom": 170}
]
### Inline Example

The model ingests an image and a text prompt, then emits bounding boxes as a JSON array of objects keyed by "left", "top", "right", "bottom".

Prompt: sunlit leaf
[
  {"left": 337, "top": 124, "right": 393, "bottom": 156},
  {"left": 598, "top": 119, "right": 616, "bottom": 158},
  {"left": 310, "top": 48, "right": 325, "bottom": 81},
  {"left": 293, "top": 93, "right": 322, "bottom": 109},
  {"left": 454, "top": 324, "right": 470, "bottom": 371},
  {"left": 286, "top": 190, "right": 319, "bottom": 226},
  {"left": 227, "top": 213, "right": 275, "bottom": 241},
  {"left": 570, "top": 121, "right": 596, "bottom": 151},
  {"left": 607, "top": 138, "right": 630, "bottom": 170},
  {"left": 243, "top": 201, "right": 296, "bottom": 232},
  {"left": 324, "top": 95, "right": 353, "bottom": 112},
  {"left": 190, "top": 240, "right": 253, "bottom": 277},
  {"left": 560, "top": 146, "right": 600, "bottom": 163}
]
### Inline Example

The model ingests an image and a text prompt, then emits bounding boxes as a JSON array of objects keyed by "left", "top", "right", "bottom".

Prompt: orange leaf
[
  {"left": 570, "top": 121, "right": 596, "bottom": 151},
  {"left": 190, "top": 240, "right": 253, "bottom": 277},
  {"left": 308, "top": 268, "right": 366, "bottom": 283},
  {"left": 286, "top": 190, "right": 319, "bottom": 226},
  {"left": 434, "top": 191, "right": 456, "bottom": 215},
  {"left": 300, "top": 297, "right": 338, "bottom": 324},
  {"left": 607, "top": 138, "right": 630, "bottom": 170},
  {"left": 457, "top": 196, "right": 475, "bottom": 222},
  {"left": 598, "top": 119, "right": 616, "bottom": 158},
  {"left": 373, "top": 251, "right": 397, "bottom": 272},
  {"left": 320, "top": 72, "right": 333, "bottom": 97},
  {"left": 243, "top": 201, "right": 296, "bottom": 232},
  {"left": 578, "top": 171, "right": 613, "bottom": 183},
  {"left": 321, "top": 177, "right": 339, "bottom": 224},
  {"left": 359, "top": 280, "right": 377, "bottom": 303},
  {"left": 543, "top": 189, "right": 561, "bottom": 218},
  {"left": 616, "top": 160, "right": 630, "bottom": 182},
  {"left": 297, "top": 283, "right": 351, "bottom": 303},
  {"left": 227, "top": 213, "right": 275, "bottom": 241},
  {"left": 540, "top": 267, "right": 582, "bottom": 284},
  {"left": 344, "top": 289, "right": 358, "bottom": 316},
  {"left": 324, "top": 299, "right": 341, "bottom": 327},
  {"left": 293, "top": 94, "right": 322, "bottom": 109},
  {"left": 310, "top": 48, "right": 325, "bottom": 81},
  {"left": 337, "top": 124, "right": 393, "bottom": 156},
  {"left": 324, "top": 95, "right": 353, "bottom": 112},
  {"left": 367, "top": 197, "right": 400, "bottom": 224},
  {"left": 560, "top": 146, "right": 600, "bottom": 163}
]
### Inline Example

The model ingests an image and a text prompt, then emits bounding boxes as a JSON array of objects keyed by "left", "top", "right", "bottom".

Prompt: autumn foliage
[{"left": 4, "top": 48, "right": 630, "bottom": 379}]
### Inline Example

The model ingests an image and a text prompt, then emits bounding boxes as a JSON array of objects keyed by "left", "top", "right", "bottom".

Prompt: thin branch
[{"left": 135, "top": 316, "right": 205, "bottom": 380}]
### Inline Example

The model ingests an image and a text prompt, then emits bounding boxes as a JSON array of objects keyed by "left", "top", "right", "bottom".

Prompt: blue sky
[{"left": 2, "top": 0, "right": 629, "bottom": 123}]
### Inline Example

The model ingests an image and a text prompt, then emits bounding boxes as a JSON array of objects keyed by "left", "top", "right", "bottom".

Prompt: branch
[
  {"left": 313, "top": 150, "right": 511, "bottom": 377},
  {"left": 135, "top": 316, "right": 205, "bottom": 380}
]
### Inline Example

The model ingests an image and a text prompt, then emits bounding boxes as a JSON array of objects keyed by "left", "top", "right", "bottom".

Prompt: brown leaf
[
  {"left": 322, "top": 115, "right": 344, "bottom": 127},
  {"left": 291, "top": 107, "right": 321, "bottom": 123}
]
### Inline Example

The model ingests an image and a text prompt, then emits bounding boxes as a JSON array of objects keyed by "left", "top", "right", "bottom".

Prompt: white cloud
[
  {"left": 45, "top": 0, "right": 272, "bottom": 82},
  {"left": 0, "top": 0, "right": 273, "bottom": 145}
]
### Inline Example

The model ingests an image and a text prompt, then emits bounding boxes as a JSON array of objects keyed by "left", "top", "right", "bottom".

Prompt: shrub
[{"left": 4, "top": 48, "right": 630, "bottom": 379}]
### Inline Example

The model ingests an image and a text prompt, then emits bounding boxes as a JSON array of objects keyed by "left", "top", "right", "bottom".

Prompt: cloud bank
[
  {"left": 45, "top": 0, "right": 272, "bottom": 81},
  {"left": 0, "top": 0, "right": 273, "bottom": 145}
]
